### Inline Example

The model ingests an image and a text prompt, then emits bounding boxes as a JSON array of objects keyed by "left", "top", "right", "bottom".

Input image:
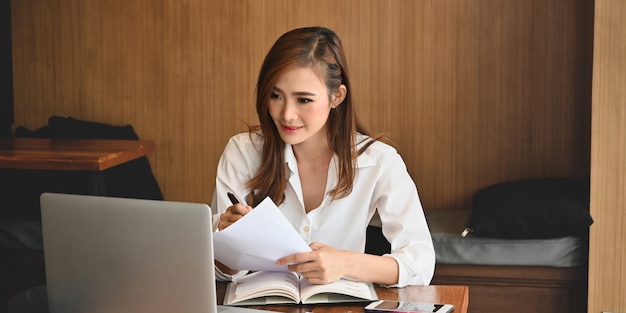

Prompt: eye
[
  {"left": 297, "top": 98, "right": 312, "bottom": 104},
  {"left": 270, "top": 92, "right": 282, "bottom": 100}
]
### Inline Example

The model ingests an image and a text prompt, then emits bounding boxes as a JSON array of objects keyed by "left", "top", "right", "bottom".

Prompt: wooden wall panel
[
  {"left": 10, "top": 0, "right": 593, "bottom": 211},
  {"left": 588, "top": 0, "right": 626, "bottom": 311}
]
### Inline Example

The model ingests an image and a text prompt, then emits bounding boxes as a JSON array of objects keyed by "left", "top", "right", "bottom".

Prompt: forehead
[{"left": 274, "top": 66, "right": 327, "bottom": 92}]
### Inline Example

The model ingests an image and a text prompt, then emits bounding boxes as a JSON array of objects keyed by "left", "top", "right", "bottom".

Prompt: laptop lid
[{"left": 41, "top": 192, "right": 217, "bottom": 313}]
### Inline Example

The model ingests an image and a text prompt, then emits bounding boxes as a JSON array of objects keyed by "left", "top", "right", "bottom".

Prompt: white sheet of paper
[{"left": 213, "top": 197, "right": 312, "bottom": 272}]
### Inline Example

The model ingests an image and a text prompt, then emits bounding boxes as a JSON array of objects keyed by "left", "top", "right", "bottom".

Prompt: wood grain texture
[
  {"left": 0, "top": 138, "right": 154, "bottom": 171},
  {"left": 10, "top": 0, "right": 593, "bottom": 210},
  {"left": 588, "top": 0, "right": 626, "bottom": 312},
  {"left": 433, "top": 264, "right": 587, "bottom": 313}
]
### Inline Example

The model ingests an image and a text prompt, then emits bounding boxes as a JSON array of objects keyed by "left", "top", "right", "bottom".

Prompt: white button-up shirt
[{"left": 211, "top": 132, "right": 435, "bottom": 287}]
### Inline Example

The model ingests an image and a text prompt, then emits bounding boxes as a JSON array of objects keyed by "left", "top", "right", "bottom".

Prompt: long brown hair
[{"left": 247, "top": 26, "right": 380, "bottom": 206}]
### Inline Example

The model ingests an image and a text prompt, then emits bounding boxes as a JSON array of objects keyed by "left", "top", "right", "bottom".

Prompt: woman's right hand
[{"left": 218, "top": 203, "right": 253, "bottom": 230}]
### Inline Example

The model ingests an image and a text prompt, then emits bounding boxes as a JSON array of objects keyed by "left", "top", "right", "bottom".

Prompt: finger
[
  {"left": 229, "top": 203, "right": 253, "bottom": 215},
  {"left": 303, "top": 275, "right": 331, "bottom": 285},
  {"left": 276, "top": 254, "right": 299, "bottom": 266},
  {"left": 309, "top": 242, "right": 326, "bottom": 250},
  {"left": 276, "top": 251, "right": 314, "bottom": 266},
  {"left": 287, "top": 261, "right": 316, "bottom": 273},
  {"left": 221, "top": 205, "right": 250, "bottom": 223},
  {"left": 218, "top": 218, "right": 235, "bottom": 230},
  {"left": 298, "top": 265, "right": 336, "bottom": 285},
  {"left": 219, "top": 212, "right": 240, "bottom": 224},
  {"left": 218, "top": 206, "right": 250, "bottom": 230}
]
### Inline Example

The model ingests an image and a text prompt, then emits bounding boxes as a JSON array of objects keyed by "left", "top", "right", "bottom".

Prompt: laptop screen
[{"left": 41, "top": 193, "right": 216, "bottom": 313}]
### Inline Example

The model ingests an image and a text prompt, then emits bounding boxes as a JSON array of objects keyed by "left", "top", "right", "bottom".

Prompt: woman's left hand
[{"left": 275, "top": 242, "right": 350, "bottom": 284}]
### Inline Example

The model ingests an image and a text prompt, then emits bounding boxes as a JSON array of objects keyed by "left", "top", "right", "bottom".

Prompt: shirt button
[{"left": 303, "top": 226, "right": 310, "bottom": 233}]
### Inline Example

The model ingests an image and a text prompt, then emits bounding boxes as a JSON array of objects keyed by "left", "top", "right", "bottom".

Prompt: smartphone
[{"left": 365, "top": 300, "right": 454, "bottom": 313}]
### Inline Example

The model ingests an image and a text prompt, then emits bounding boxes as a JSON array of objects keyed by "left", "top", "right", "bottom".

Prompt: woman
[{"left": 212, "top": 26, "right": 435, "bottom": 287}]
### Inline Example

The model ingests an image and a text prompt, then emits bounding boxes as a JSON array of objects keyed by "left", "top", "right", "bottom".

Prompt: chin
[{"left": 279, "top": 134, "right": 305, "bottom": 146}]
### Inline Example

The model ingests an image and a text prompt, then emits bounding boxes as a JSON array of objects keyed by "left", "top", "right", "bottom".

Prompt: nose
[{"left": 281, "top": 99, "right": 298, "bottom": 122}]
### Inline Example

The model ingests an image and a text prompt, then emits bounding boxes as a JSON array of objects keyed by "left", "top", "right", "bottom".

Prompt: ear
[{"left": 330, "top": 84, "right": 347, "bottom": 108}]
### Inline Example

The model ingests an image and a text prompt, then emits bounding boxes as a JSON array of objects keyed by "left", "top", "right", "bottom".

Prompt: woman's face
[{"left": 268, "top": 66, "right": 344, "bottom": 149}]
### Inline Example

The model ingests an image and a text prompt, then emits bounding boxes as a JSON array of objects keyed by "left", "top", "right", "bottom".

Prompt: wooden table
[
  {"left": 217, "top": 282, "right": 469, "bottom": 313},
  {"left": 0, "top": 138, "right": 155, "bottom": 171},
  {"left": 6, "top": 283, "right": 468, "bottom": 313},
  {"left": 0, "top": 137, "right": 155, "bottom": 197}
]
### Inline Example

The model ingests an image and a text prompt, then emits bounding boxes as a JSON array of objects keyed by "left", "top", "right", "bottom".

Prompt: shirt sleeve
[
  {"left": 212, "top": 134, "right": 261, "bottom": 216},
  {"left": 211, "top": 134, "right": 260, "bottom": 277},
  {"left": 214, "top": 265, "right": 249, "bottom": 282},
  {"left": 373, "top": 152, "right": 436, "bottom": 287}
]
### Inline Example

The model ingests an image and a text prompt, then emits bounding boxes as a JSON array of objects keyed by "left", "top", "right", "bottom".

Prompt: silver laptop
[{"left": 40, "top": 192, "right": 270, "bottom": 313}]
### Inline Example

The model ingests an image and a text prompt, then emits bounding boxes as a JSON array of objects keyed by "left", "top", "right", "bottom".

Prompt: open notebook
[{"left": 40, "top": 192, "right": 274, "bottom": 313}]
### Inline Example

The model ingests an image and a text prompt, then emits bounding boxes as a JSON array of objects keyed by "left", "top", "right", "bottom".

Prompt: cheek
[
  {"left": 308, "top": 104, "right": 332, "bottom": 121},
  {"left": 267, "top": 102, "right": 281, "bottom": 119}
]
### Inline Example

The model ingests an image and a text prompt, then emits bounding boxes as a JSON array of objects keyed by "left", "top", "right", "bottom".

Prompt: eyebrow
[{"left": 272, "top": 86, "right": 317, "bottom": 97}]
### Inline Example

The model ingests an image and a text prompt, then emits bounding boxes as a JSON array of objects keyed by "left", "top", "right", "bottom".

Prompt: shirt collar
[
  {"left": 354, "top": 133, "right": 376, "bottom": 168},
  {"left": 283, "top": 133, "right": 377, "bottom": 176},
  {"left": 283, "top": 135, "right": 377, "bottom": 209},
  {"left": 284, "top": 144, "right": 298, "bottom": 178}
]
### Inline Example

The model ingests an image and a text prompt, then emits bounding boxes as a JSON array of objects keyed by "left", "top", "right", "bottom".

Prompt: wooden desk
[
  {"left": 5, "top": 283, "right": 468, "bottom": 313},
  {"left": 0, "top": 138, "right": 156, "bottom": 198},
  {"left": 0, "top": 138, "right": 155, "bottom": 171},
  {"left": 217, "top": 282, "right": 469, "bottom": 313}
]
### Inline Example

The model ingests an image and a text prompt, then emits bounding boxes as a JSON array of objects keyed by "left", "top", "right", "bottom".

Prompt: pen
[{"left": 227, "top": 192, "right": 240, "bottom": 205}]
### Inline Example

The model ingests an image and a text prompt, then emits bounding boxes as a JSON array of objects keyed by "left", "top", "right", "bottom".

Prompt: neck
[
  {"left": 291, "top": 127, "right": 333, "bottom": 163},
  {"left": 293, "top": 143, "right": 333, "bottom": 164}
]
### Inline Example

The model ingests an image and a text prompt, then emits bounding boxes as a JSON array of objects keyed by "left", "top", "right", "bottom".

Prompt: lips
[{"left": 281, "top": 124, "right": 303, "bottom": 133}]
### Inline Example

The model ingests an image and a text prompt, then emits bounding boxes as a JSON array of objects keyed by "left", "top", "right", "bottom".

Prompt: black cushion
[
  {"left": 365, "top": 225, "right": 390, "bottom": 256},
  {"left": 13, "top": 115, "right": 138, "bottom": 140},
  {"left": 1, "top": 116, "right": 163, "bottom": 220},
  {"left": 468, "top": 177, "right": 593, "bottom": 239}
]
